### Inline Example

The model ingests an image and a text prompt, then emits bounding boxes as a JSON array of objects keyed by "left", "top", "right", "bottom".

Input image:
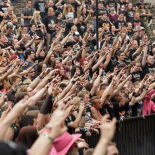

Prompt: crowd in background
[{"left": 0, "top": 0, "right": 155, "bottom": 154}]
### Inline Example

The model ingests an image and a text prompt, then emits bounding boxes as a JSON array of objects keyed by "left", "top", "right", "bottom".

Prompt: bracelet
[
  {"left": 43, "top": 133, "right": 55, "bottom": 143},
  {"left": 143, "top": 85, "right": 148, "bottom": 90},
  {"left": 124, "top": 93, "right": 129, "bottom": 99},
  {"left": 71, "top": 80, "right": 75, "bottom": 84},
  {"left": 10, "top": 124, "right": 18, "bottom": 129},
  {"left": 38, "top": 76, "right": 41, "bottom": 82},
  {"left": 0, "top": 109, "right": 2, "bottom": 115},
  {"left": 101, "top": 53, "right": 104, "bottom": 56}
]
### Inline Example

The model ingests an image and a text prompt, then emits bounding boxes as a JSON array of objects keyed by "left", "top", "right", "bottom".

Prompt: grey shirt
[{"left": 21, "top": 7, "right": 34, "bottom": 26}]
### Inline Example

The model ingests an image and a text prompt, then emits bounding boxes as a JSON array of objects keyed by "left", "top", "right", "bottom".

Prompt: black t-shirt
[
  {"left": 131, "top": 19, "right": 144, "bottom": 30},
  {"left": 56, "top": 18, "right": 64, "bottom": 25},
  {"left": 142, "top": 63, "right": 155, "bottom": 78},
  {"left": 132, "top": 101, "right": 143, "bottom": 117},
  {"left": 124, "top": 57, "right": 131, "bottom": 65},
  {"left": 119, "top": 1, "right": 127, "bottom": 8},
  {"left": 113, "top": 102, "right": 130, "bottom": 120},
  {"left": 85, "top": 0, "right": 91, "bottom": 9},
  {"left": 128, "top": 31, "right": 134, "bottom": 39},
  {"left": 34, "top": 1, "right": 46, "bottom": 19},
  {"left": 98, "top": 19, "right": 111, "bottom": 29},
  {"left": 69, "top": 2, "right": 80, "bottom": 18},
  {"left": 131, "top": 71, "right": 143, "bottom": 83},
  {"left": 43, "top": 15, "right": 56, "bottom": 34},
  {"left": 124, "top": 10, "right": 134, "bottom": 22},
  {"left": 0, "top": 5, "right": 8, "bottom": 23},
  {"left": 76, "top": 22, "right": 87, "bottom": 37},
  {"left": 114, "top": 20, "right": 126, "bottom": 29},
  {"left": 129, "top": 49, "right": 136, "bottom": 60},
  {"left": 105, "top": 0, "right": 117, "bottom": 10},
  {"left": 54, "top": 0, "right": 65, "bottom": 12},
  {"left": 103, "top": 102, "right": 115, "bottom": 120},
  {"left": 65, "top": 114, "right": 76, "bottom": 134},
  {"left": 106, "top": 57, "right": 118, "bottom": 72}
]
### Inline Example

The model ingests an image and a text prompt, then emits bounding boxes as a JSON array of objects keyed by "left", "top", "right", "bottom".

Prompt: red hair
[{"left": 79, "top": 57, "right": 86, "bottom": 66}]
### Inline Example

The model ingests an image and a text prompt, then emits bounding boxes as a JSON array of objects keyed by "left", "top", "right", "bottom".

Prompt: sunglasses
[{"left": 29, "top": 71, "right": 35, "bottom": 73}]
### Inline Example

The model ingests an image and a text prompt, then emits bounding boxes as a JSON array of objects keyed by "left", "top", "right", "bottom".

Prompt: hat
[
  {"left": 49, "top": 132, "right": 81, "bottom": 155},
  {"left": 118, "top": 63, "right": 127, "bottom": 71},
  {"left": 110, "top": 7, "right": 115, "bottom": 10},
  {"left": 86, "top": 42, "right": 91, "bottom": 46},
  {"left": 104, "top": 32, "right": 112, "bottom": 36},
  {"left": 140, "top": 27, "right": 145, "bottom": 30},
  {"left": 73, "top": 31, "right": 80, "bottom": 36},
  {"left": 64, "top": 41, "right": 75, "bottom": 48},
  {"left": 6, "top": 25, "right": 13, "bottom": 29},
  {"left": 10, "top": 55, "right": 18, "bottom": 61}
]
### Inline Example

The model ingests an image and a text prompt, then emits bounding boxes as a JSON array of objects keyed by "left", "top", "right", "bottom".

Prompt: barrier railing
[{"left": 84, "top": 114, "right": 155, "bottom": 155}]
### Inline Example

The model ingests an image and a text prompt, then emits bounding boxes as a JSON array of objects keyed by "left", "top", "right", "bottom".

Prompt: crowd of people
[{"left": 0, "top": 0, "right": 155, "bottom": 154}]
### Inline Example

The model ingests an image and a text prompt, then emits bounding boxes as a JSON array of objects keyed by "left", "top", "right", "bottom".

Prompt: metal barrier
[{"left": 84, "top": 114, "right": 155, "bottom": 155}]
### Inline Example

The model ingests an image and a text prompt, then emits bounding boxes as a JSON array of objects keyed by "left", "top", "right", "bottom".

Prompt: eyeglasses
[{"left": 29, "top": 71, "right": 35, "bottom": 73}]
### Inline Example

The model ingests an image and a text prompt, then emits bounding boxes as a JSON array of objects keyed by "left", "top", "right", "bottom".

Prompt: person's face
[
  {"left": 0, "top": 35, "right": 8, "bottom": 43},
  {"left": 48, "top": 8, "right": 54, "bottom": 16},
  {"left": 112, "top": 26, "right": 116, "bottom": 31},
  {"left": 86, "top": 45, "right": 90, "bottom": 51},
  {"left": 128, "top": 3, "right": 132, "bottom": 9},
  {"left": 121, "top": 27, "right": 127, "bottom": 33},
  {"left": 79, "top": 16, "right": 83, "bottom": 22},
  {"left": 140, "top": 30, "right": 145, "bottom": 36},
  {"left": 36, "top": 13, "right": 40, "bottom": 18},
  {"left": 56, "top": 44, "right": 61, "bottom": 51},
  {"left": 40, "top": 49, "right": 46, "bottom": 57},
  {"left": 68, "top": 7, "right": 72, "bottom": 12},
  {"left": 33, "top": 118, "right": 38, "bottom": 129},
  {"left": 98, "top": 2, "right": 103, "bottom": 8},
  {"left": 119, "top": 13, "right": 124, "bottom": 19},
  {"left": 27, "top": 1, "right": 32, "bottom": 7},
  {"left": 31, "top": 25, "right": 37, "bottom": 31},
  {"left": 67, "top": 45, "right": 73, "bottom": 51},
  {"left": 82, "top": 60, "right": 88, "bottom": 69},
  {"left": 62, "top": 51, "right": 68, "bottom": 58},
  {"left": 132, "top": 41, "right": 138, "bottom": 49},
  {"left": 60, "top": 66, "right": 65, "bottom": 75},
  {"left": 107, "top": 145, "right": 119, "bottom": 155},
  {"left": 42, "top": 64, "right": 47, "bottom": 72},
  {"left": 94, "top": 99, "right": 102, "bottom": 109},
  {"left": 134, "top": 63, "right": 141, "bottom": 71},
  {"left": 134, "top": 13, "right": 139, "bottom": 19},
  {"left": 142, "top": 35, "right": 148, "bottom": 42},
  {"left": 27, "top": 87, "right": 34, "bottom": 97},
  {"left": 2, "top": 58, "right": 7, "bottom": 66},
  {"left": 48, "top": 1, "right": 53, "bottom": 6},
  {"left": 74, "top": 36, "right": 80, "bottom": 42},
  {"left": 76, "top": 67, "right": 81, "bottom": 75},
  {"left": 22, "top": 27, "right": 28, "bottom": 34},
  {"left": 69, "top": 0, "right": 74, "bottom": 3},
  {"left": 14, "top": 78, "right": 22, "bottom": 86},
  {"left": 8, "top": 8, "right": 13, "bottom": 15},
  {"left": 140, "top": 4, "right": 145, "bottom": 8},
  {"left": 102, "top": 14, "right": 107, "bottom": 20},
  {"left": 127, "top": 23, "right": 132, "bottom": 29},
  {"left": 147, "top": 56, "right": 154, "bottom": 66},
  {"left": 83, "top": 8, "right": 87, "bottom": 14},
  {"left": 72, "top": 28, "right": 77, "bottom": 33},
  {"left": 3, "top": 0, "right": 8, "bottom": 6},
  {"left": 30, "top": 51, "right": 35, "bottom": 60},
  {"left": 56, "top": 59, "right": 61, "bottom": 65},
  {"left": 28, "top": 69, "right": 35, "bottom": 77},
  {"left": 50, "top": 54, "right": 54, "bottom": 61},
  {"left": 118, "top": 92, "right": 123, "bottom": 101},
  {"left": 68, "top": 99, "right": 75, "bottom": 111},
  {"left": 6, "top": 27, "right": 13, "bottom": 34},
  {"left": 83, "top": 94, "right": 90, "bottom": 104},
  {"left": 118, "top": 53, "right": 125, "bottom": 61}
]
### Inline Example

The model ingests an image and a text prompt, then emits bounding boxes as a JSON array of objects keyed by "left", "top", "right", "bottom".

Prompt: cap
[
  {"left": 140, "top": 27, "right": 145, "bottom": 30},
  {"left": 110, "top": 7, "right": 115, "bottom": 10},
  {"left": 73, "top": 31, "right": 80, "bottom": 36}
]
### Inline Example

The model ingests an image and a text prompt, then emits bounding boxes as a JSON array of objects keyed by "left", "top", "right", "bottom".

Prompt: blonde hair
[
  {"left": 63, "top": 4, "right": 74, "bottom": 14},
  {"left": 31, "top": 11, "right": 42, "bottom": 23},
  {"left": 73, "top": 97, "right": 81, "bottom": 111}
]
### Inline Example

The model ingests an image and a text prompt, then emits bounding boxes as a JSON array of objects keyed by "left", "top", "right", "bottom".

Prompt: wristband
[
  {"left": 133, "top": 92, "right": 137, "bottom": 97},
  {"left": 71, "top": 80, "right": 75, "bottom": 84},
  {"left": 10, "top": 124, "right": 18, "bottom": 129},
  {"left": 43, "top": 133, "right": 55, "bottom": 143},
  {"left": 80, "top": 128, "right": 89, "bottom": 133}
]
